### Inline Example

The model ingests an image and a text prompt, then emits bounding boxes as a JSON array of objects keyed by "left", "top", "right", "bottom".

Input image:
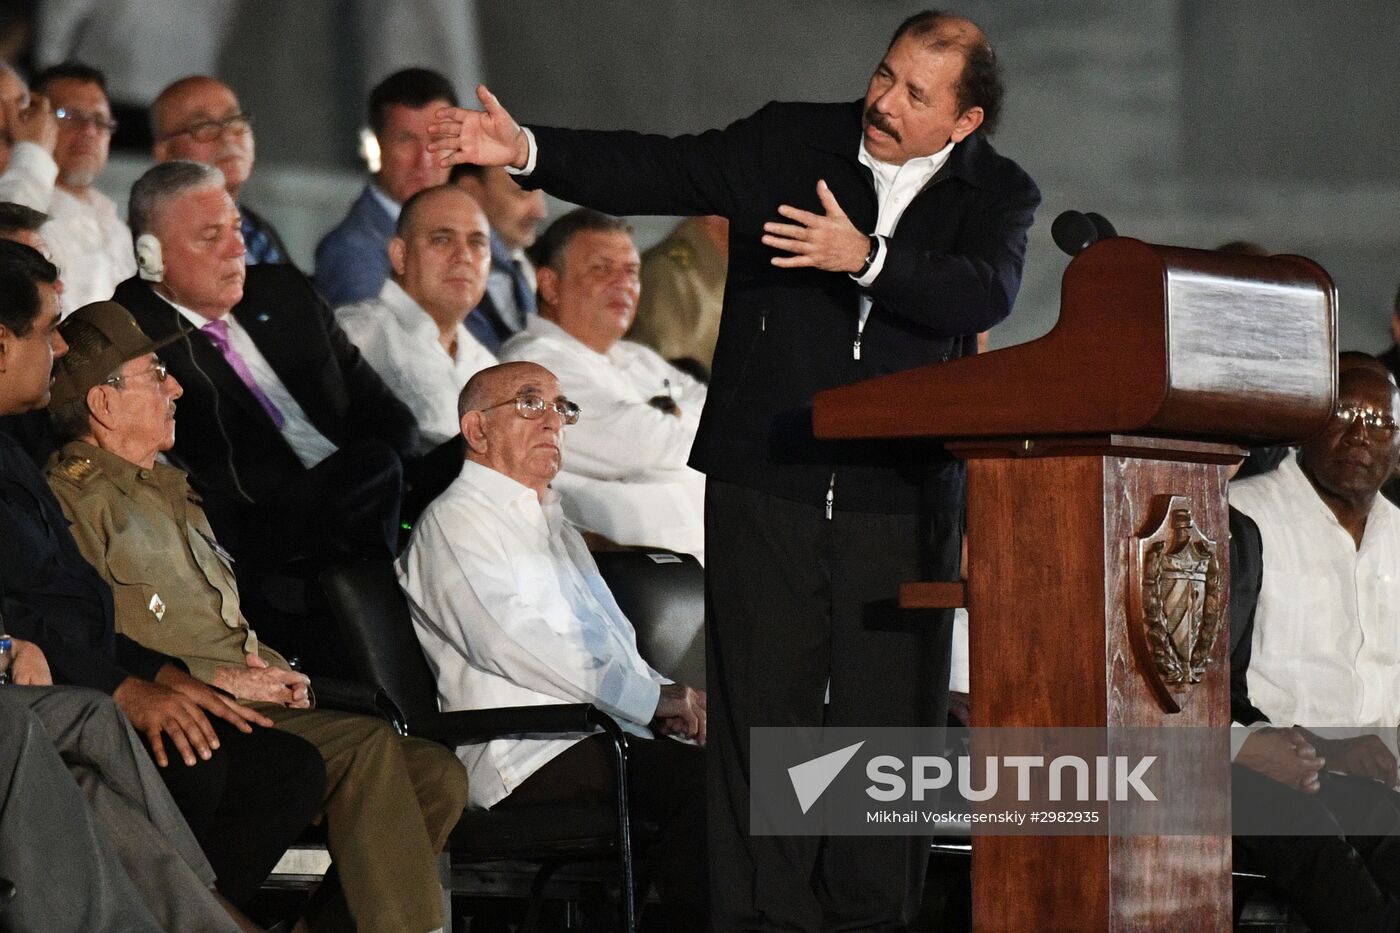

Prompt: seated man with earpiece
[{"left": 113, "top": 160, "right": 425, "bottom": 676}]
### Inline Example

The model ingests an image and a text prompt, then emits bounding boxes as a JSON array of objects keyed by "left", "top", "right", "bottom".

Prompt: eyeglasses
[
  {"left": 481, "top": 392, "right": 581, "bottom": 425},
  {"left": 1335, "top": 405, "right": 1399, "bottom": 437},
  {"left": 169, "top": 112, "right": 251, "bottom": 143},
  {"left": 105, "top": 360, "right": 169, "bottom": 389},
  {"left": 54, "top": 107, "right": 118, "bottom": 134}
]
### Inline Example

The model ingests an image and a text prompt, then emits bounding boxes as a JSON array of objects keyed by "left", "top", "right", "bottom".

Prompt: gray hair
[{"left": 128, "top": 160, "right": 225, "bottom": 238}]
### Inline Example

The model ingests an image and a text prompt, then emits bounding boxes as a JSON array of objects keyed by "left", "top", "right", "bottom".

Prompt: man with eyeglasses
[
  {"left": 1228, "top": 352, "right": 1400, "bottom": 927},
  {"left": 112, "top": 160, "right": 422, "bottom": 678},
  {"left": 151, "top": 76, "right": 289, "bottom": 267},
  {"left": 32, "top": 63, "right": 136, "bottom": 313},
  {"left": 45, "top": 298, "right": 470, "bottom": 933},
  {"left": 499, "top": 208, "right": 707, "bottom": 563},
  {"left": 398, "top": 359, "right": 709, "bottom": 933}
]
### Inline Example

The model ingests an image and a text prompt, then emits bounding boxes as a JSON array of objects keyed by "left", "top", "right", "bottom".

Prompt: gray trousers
[{"left": 0, "top": 686, "right": 240, "bottom": 933}]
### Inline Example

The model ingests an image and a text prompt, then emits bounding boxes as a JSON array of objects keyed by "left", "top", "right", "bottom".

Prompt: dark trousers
[
  {"left": 705, "top": 478, "right": 959, "bottom": 932},
  {"left": 497, "top": 733, "right": 708, "bottom": 932},
  {"left": 154, "top": 719, "right": 326, "bottom": 907},
  {"left": 1234, "top": 764, "right": 1400, "bottom": 932}
]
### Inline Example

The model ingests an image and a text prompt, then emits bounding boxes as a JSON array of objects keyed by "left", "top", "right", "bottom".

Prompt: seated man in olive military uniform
[{"left": 45, "top": 300, "right": 470, "bottom": 933}]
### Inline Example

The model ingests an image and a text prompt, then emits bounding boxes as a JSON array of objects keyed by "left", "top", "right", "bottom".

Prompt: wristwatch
[{"left": 856, "top": 234, "right": 880, "bottom": 277}]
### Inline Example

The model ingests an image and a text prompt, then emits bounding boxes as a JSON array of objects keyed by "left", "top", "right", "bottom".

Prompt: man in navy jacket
[{"left": 432, "top": 11, "right": 1039, "bottom": 929}]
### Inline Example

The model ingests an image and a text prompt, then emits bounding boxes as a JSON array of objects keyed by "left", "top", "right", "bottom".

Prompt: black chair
[{"left": 318, "top": 552, "right": 703, "bottom": 932}]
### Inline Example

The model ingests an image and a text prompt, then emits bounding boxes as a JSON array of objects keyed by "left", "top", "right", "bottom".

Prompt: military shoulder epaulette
[
  {"left": 666, "top": 242, "right": 694, "bottom": 269},
  {"left": 50, "top": 456, "right": 99, "bottom": 489}
]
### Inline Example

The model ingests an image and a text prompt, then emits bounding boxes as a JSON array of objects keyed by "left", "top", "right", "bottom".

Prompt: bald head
[
  {"left": 458, "top": 362, "right": 573, "bottom": 497},
  {"left": 390, "top": 184, "right": 492, "bottom": 327},
  {"left": 1299, "top": 352, "right": 1400, "bottom": 519},
  {"left": 151, "top": 76, "right": 254, "bottom": 197},
  {"left": 458, "top": 361, "right": 550, "bottom": 419}
]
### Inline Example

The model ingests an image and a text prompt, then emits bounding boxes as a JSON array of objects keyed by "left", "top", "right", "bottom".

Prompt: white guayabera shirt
[
  {"left": 1230, "top": 454, "right": 1400, "bottom": 755},
  {"left": 336, "top": 279, "right": 497, "bottom": 452},
  {"left": 397, "top": 459, "right": 669, "bottom": 809}
]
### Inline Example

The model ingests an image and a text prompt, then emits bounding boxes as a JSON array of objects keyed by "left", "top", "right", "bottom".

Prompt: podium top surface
[{"left": 814, "top": 237, "right": 1337, "bottom": 445}]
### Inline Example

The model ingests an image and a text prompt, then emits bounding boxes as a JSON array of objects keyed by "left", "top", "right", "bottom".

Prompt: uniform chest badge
[{"left": 148, "top": 593, "right": 166, "bottom": 621}]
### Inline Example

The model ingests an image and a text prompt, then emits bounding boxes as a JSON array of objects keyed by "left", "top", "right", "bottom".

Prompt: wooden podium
[{"left": 812, "top": 237, "right": 1336, "bottom": 931}]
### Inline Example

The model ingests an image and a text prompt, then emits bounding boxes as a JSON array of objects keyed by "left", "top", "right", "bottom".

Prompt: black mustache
[{"left": 863, "top": 107, "right": 900, "bottom": 143}]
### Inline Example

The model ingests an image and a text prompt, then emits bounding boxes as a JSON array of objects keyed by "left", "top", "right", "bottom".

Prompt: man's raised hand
[{"left": 428, "top": 85, "right": 530, "bottom": 170}]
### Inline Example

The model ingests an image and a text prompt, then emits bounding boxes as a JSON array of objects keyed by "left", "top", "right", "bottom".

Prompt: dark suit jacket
[
  {"left": 313, "top": 183, "right": 395, "bottom": 307},
  {"left": 525, "top": 100, "right": 1040, "bottom": 513},
  {"left": 1228, "top": 506, "right": 1269, "bottom": 726},
  {"left": 114, "top": 265, "right": 419, "bottom": 508},
  {"left": 0, "top": 434, "right": 175, "bottom": 693}
]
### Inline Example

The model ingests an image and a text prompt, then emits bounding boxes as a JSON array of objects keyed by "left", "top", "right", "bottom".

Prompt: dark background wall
[{"left": 46, "top": 0, "right": 1399, "bottom": 352}]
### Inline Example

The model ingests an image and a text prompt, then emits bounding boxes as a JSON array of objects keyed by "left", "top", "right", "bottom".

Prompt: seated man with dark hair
[
  {"left": 47, "top": 299, "right": 469, "bottom": 933},
  {"left": 31, "top": 62, "right": 137, "bottom": 311},
  {"left": 1229, "top": 352, "right": 1400, "bottom": 931},
  {"left": 0, "top": 199, "right": 61, "bottom": 463},
  {"left": 115, "top": 159, "right": 422, "bottom": 673},
  {"left": 499, "top": 209, "right": 707, "bottom": 562},
  {"left": 0, "top": 239, "right": 325, "bottom": 914},
  {"left": 316, "top": 68, "right": 459, "bottom": 307},
  {"left": 399, "top": 361, "right": 707, "bottom": 933}
]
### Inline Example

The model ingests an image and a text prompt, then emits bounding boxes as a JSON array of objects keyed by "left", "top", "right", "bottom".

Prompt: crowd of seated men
[
  {"left": 2, "top": 48, "right": 1398, "bottom": 933},
  {"left": 0, "top": 58, "right": 714, "bottom": 932}
]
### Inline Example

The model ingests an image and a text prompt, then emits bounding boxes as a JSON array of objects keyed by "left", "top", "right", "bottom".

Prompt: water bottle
[{"left": 0, "top": 636, "right": 11, "bottom": 685}]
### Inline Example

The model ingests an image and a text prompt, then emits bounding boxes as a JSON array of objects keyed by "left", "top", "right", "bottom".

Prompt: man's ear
[
  {"left": 536, "top": 266, "right": 559, "bottom": 308},
  {"left": 84, "top": 383, "right": 115, "bottom": 431},
  {"left": 949, "top": 106, "right": 984, "bottom": 144},
  {"left": 461, "top": 409, "right": 488, "bottom": 455},
  {"left": 0, "top": 323, "right": 11, "bottom": 373},
  {"left": 388, "top": 236, "right": 408, "bottom": 278},
  {"left": 152, "top": 138, "right": 171, "bottom": 163}
]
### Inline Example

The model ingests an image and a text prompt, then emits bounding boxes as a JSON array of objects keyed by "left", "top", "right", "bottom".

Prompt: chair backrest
[
  {"left": 592, "top": 549, "right": 705, "bottom": 688},
  {"left": 318, "top": 559, "right": 442, "bottom": 722}
]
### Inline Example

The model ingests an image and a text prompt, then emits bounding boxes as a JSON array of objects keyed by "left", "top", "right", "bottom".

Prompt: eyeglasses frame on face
[
  {"left": 103, "top": 360, "right": 169, "bottom": 390},
  {"left": 479, "top": 392, "right": 581, "bottom": 425},
  {"left": 1334, "top": 404, "right": 1399, "bottom": 437},
  {"left": 53, "top": 107, "right": 118, "bottom": 134},
  {"left": 165, "top": 112, "right": 252, "bottom": 144}
]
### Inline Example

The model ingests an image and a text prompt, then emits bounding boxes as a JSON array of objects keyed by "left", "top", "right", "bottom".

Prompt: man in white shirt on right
[
  {"left": 398, "top": 360, "right": 707, "bottom": 932},
  {"left": 335, "top": 183, "right": 497, "bottom": 453},
  {"left": 1229, "top": 352, "right": 1400, "bottom": 930},
  {"left": 499, "top": 209, "right": 708, "bottom": 561}
]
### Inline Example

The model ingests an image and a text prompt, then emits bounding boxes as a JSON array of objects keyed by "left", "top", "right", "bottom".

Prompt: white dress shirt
[
  {"left": 499, "top": 316, "right": 708, "bottom": 561},
  {"left": 397, "top": 459, "right": 668, "bottom": 808},
  {"left": 43, "top": 185, "right": 138, "bottom": 315},
  {"left": 0, "top": 141, "right": 58, "bottom": 212},
  {"left": 170, "top": 300, "right": 338, "bottom": 468},
  {"left": 335, "top": 279, "right": 496, "bottom": 451},
  {"left": 1230, "top": 455, "right": 1400, "bottom": 746}
]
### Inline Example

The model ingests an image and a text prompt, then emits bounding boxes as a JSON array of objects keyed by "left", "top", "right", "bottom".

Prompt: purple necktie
[{"left": 201, "top": 319, "right": 286, "bottom": 429}]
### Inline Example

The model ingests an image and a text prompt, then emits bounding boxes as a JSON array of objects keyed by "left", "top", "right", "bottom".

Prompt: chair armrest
[
  {"left": 407, "top": 703, "right": 624, "bottom": 747},
  {"left": 311, "top": 677, "right": 408, "bottom": 733}
]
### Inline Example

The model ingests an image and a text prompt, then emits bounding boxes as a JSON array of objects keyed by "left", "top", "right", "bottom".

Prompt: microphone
[
  {"left": 1085, "top": 212, "right": 1117, "bottom": 240},
  {"left": 1051, "top": 210, "right": 1119, "bottom": 256},
  {"left": 1051, "top": 210, "right": 1098, "bottom": 257}
]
